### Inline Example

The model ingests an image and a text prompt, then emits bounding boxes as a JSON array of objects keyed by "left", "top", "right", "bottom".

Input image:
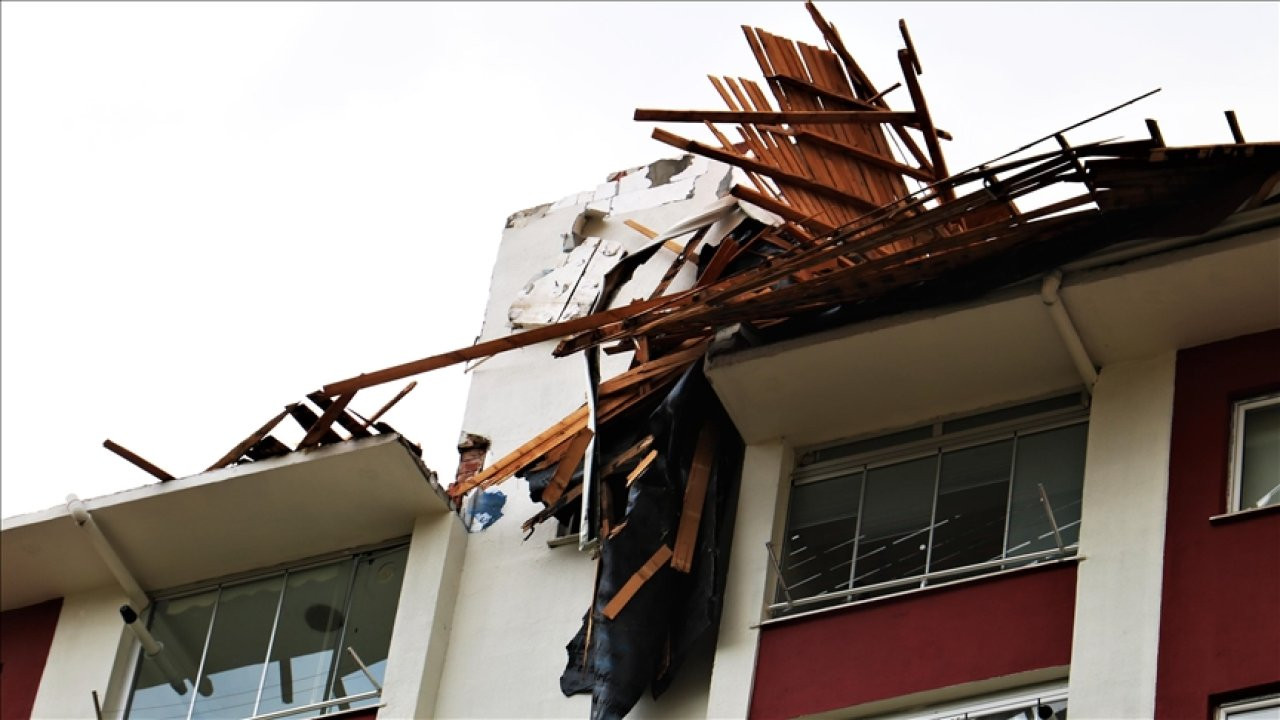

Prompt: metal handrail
[
  {"left": 244, "top": 691, "right": 380, "bottom": 720},
  {"left": 245, "top": 648, "right": 382, "bottom": 720},
  {"left": 766, "top": 545, "right": 1077, "bottom": 613}
]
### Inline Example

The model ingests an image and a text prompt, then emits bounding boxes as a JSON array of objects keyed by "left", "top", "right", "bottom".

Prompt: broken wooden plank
[
  {"left": 245, "top": 435, "right": 292, "bottom": 462},
  {"left": 791, "top": 129, "right": 935, "bottom": 182},
  {"left": 650, "top": 226, "right": 711, "bottom": 299},
  {"left": 602, "top": 544, "right": 673, "bottom": 620},
  {"left": 1224, "top": 110, "right": 1245, "bottom": 144},
  {"left": 600, "top": 435, "right": 654, "bottom": 477},
  {"left": 207, "top": 405, "right": 295, "bottom": 471},
  {"left": 652, "top": 128, "right": 879, "bottom": 212},
  {"left": 452, "top": 406, "right": 588, "bottom": 498},
  {"left": 297, "top": 393, "right": 355, "bottom": 449},
  {"left": 625, "top": 449, "right": 659, "bottom": 487},
  {"left": 362, "top": 381, "right": 417, "bottom": 429},
  {"left": 803, "top": 2, "right": 935, "bottom": 173},
  {"left": 624, "top": 219, "right": 683, "bottom": 254},
  {"left": 542, "top": 427, "right": 594, "bottom": 506},
  {"left": 287, "top": 402, "right": 343, "bottom": 448},
  {"left": 671, "top": 424, "right": 719, "bottom": 572},
  {"left": 322, "top": 293, "right": 678, "bottom": 396},
  {"left": 897, "top": 49, "right": 953, "bottom": 200},
  {"left": 522, "top": 483, "right": 583, "bottom": 533},
  {"left": 450, "top": 362, "right": 687, "bottom": 499},
  {"left": 728, "top": 184, "right": 837, "bottom": 233},
  {"left": 307, "top": 391, "right": 372, "bottom": 440},
  {"left": 636, "top": 108, "right": 925, "bottom": 128},
  {"left": 104, "top": 439, "right": 175, "bottom": 482}
]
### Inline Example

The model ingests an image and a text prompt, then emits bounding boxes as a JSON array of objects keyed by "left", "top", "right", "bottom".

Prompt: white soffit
[
  {"left": 707, "top": 221, "right": 1279, "bottom": 448},
  {"left": 1, "top": 435, "right": 448, "bottom": 612}
]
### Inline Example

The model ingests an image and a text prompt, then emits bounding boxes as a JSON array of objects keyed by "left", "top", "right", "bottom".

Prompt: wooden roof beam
[
  {"left": 652, "top": 127, "right": 879, "bottom": 212},
  {"left": 636, "top": 108, "right": 948, "bottom": 139},
  {"left": 791, "top": 129, "right": 936, "bottom": 182}
]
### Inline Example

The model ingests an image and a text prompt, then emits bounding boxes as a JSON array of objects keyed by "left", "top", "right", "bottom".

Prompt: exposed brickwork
[{"left": 454, "top": 432, "right": 491, "bottom": 488}]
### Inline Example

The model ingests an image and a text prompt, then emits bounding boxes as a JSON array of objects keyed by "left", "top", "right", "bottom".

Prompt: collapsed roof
[{"left": 101, "top": 3, "right": 1279, "bottom": 719}]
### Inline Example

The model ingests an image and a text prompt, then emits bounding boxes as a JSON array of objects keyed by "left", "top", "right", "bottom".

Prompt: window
[
  {"left": 773, "top": 395, "right": 1086, "bottom": 615},
  {"left": 126, "top": 544, "right": 408, "bottom": 720},
  {"left": 1218, "top": 694, "right": 1280, "bottom": 720},
  {"left": 1230, "top": 393, "right": 1280, "bottom": 512},
  {"left": 874, "top": 682, "right": 1067, "bottom": 720}
]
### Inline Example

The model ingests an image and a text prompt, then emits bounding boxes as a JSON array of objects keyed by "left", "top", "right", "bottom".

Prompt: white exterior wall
[
  {"left": 436, "top": 157, "right": 740, "bottom": 718},
  {"left": 380, "top": 512, "right": 469, "bottom": 719},
  {"left": 1067, "top": 353, "right": 1175, "bottom": 719},
  {"left": 705, "top": 441, "right": 790, "bottom": 719},
  {"left": 31, "top": 586, "right": 133, "bottom": 720}
]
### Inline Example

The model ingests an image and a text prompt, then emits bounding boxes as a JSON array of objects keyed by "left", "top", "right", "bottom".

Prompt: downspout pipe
[
  {"left": 1041, "top": 270, "right": 1099, "bottom": 393},
  {"left": 66, "top": 494, "right": 150, "bottom": 613},
  {"left": 120, "top": 605, "right": 187, "bottom": 695}
]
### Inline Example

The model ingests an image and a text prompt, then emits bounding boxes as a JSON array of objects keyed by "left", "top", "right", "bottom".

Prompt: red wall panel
[
  {"left": 751, "top": 563, "right": 1076, "bottom": 719},
  {"left": 1156, "top": 329, "right": 1280, "bottom": 719},
  {"left": 1, "top": 599, "right": 63, "bottom": 720}
]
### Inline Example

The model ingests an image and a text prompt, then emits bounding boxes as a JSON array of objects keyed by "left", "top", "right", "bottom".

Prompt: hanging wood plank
[
  {"left": 650, "top": 226, "right": 712, "bottom": 299},
  {"left": 672, "top": 424, "right": 718, "bottom": 572},
  {"left": 600, "top": 435, "right": 655, "bottom": 477},
  {"left": 450, "top": 359, "right": 689, "bottom": 499},
  {"left": 541, "top": 427, "right": 594, "bottom": 506},
  {"left": 602, "top": 544, "right": 673, "bottom": 620},
  {"left": 522, "top": 483, "right": 583, "bottom": 533},
  {"left": 625, "top": 450, "right": 659, "bottom": 487}
]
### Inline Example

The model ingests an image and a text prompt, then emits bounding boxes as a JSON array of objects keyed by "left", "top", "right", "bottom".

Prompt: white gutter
[
  {"left": 66, "top": 494, "right": 150, "bottom": 612},
  {"left": 1041, "top": 270, "right": 1099, "bottom": 392}
]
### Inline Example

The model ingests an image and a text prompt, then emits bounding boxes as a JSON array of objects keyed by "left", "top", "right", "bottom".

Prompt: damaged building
[{"left": 3, "top": 3, "right": 1279, "bottom": 720}]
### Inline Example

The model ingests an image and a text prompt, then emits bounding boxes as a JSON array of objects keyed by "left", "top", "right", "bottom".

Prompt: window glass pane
[
  {"left": 127, "top": 590, "right": 217, "bottom": 719},
  {"left": 803, "top": 425, "right": 934, "bottom": 466},
  {"left": 778, "top": 472, "right": 862, "bottom": 606},
  {"left": 191, "top": 576, "right": 284, "bottom": 719},
  {"left": 326, "top": 546, "right": 410, "bottom": 708},
  {"left": 853, "top": 456, "right": 936, "bottom": 590},
  {"left": 931, "top": 440, "right": 1014, "bottom": 573},
  {"left": 1006, "top": 424, "right": 1088, "bottom": 557},
  {"left": 255, "top": 560, "right": 354, "bottom": 717},
  {"left": 1240, "top": 401, "right": 1280, "bottom": 510}
]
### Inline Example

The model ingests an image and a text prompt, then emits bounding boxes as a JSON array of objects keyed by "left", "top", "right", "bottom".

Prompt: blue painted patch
[{"left": 466, "top": 490, "right": 506, "bottom": 532}]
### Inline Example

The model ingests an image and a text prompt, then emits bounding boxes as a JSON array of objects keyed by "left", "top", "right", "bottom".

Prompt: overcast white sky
[{"left": 3, "top": 2, "right": 1277, "bottom": 518}]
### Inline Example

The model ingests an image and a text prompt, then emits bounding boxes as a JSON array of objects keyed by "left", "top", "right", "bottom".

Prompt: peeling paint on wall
[
  {"left": 645, "top": 155, "right": 694, "bottom": 186},
  {"left": 506, "top": 202, "right": 553, "bottom": 229},
  {"left": 508, "top": 237, "right": 624, "bottom": 327},
  {"left": 505, "top": 154, "right": 725, "bottom": 330}
]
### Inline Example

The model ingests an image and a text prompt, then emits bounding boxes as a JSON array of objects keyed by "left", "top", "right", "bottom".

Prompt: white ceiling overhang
[
  {"left": 706, "top": 213, "right": 1280, "bottom": 449},
  {"left": 1, "top": 434, "right": 451, "bottom": 612}
]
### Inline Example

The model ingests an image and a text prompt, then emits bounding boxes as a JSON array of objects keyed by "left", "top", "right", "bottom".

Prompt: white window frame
[
  {"left": 873, "top": 681, "right": 1067, "bottom": 720},
  {"left": 122, "top": 541, "right": 409, "bottom": 720},
  {"left": 770, "top": 394, "right": 1088, "bottom": 616},
  {"left": 1228, "top": 392, "right": 1280, "bottom": 513},
  {"left": 1217, "top": 693, "right": 1280, "bottom": 720}
]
